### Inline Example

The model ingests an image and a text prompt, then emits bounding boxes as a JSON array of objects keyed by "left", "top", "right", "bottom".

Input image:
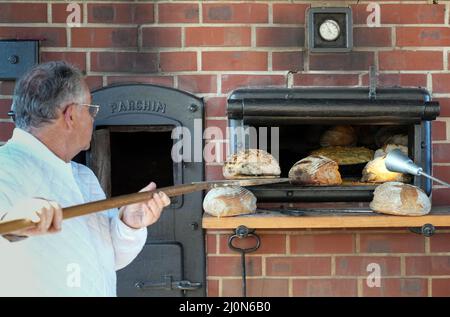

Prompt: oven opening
[
  {"left": 252, "top": 123, "right": 413, "bottom": 183},
  {"left": 107, "top": 125, "right": 175, "bottom": 196},
  {"left": 89, "top": 125, "right": 181, "bottom": 205}
]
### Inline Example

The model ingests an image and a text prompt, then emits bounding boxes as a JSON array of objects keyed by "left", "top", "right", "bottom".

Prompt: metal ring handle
[{"left": 227, "top": 225, "right": 261, "bottom": 253}]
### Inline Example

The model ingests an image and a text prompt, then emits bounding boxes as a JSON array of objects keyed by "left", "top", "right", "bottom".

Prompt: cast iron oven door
[
  {"left": 89, "top": 84, "right": 205, "bottom": 297},
  {"left": 227, "top": 87, "right": 440, "bottom": 202}
]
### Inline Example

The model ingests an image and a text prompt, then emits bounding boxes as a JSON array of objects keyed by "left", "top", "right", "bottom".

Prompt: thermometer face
[{"left": 319, "top": 19, "right": 341, "bottom": 41}]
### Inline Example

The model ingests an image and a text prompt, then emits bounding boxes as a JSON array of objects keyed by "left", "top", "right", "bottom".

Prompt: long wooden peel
[{"left": 0, "top": 178, "right": 290, "bottom": 236}]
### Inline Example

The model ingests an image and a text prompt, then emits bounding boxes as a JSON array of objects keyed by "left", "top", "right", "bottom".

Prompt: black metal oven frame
[{"left": 227, "top": 87, "right": 440, "bottom": 202}]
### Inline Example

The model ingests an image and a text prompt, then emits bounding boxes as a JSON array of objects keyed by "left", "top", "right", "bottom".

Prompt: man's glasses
[
  {"left": 7, "top": 103, "right": 101, "bottom": 122},
  {"left": 75, "top": 103, "right": 100, "bottom": 118}
]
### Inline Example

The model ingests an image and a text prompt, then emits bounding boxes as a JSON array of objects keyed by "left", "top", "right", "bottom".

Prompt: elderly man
[{"left": 0, "top": 61, "right": 170, "bottom": 296}]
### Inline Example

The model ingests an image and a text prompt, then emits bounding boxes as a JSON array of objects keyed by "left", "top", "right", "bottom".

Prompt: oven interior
[
  {"left": 245, "top": 123, "right": 416, "bottom": 202},
  {"left": 255, "top": 123, "right": 412, "bottom": 180}
]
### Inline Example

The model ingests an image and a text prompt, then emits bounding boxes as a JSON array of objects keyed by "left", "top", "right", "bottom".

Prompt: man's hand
[
  {"left": 3, "top": 198, "right": 63, "bottom": 236},
  {"left": 120, "top": 182, "right": 170, "bottom": 229}
]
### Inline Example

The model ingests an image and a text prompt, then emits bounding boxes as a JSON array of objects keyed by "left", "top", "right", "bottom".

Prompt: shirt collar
[{"left": 8, "top": 128, "right": 72, "bottom": 172}]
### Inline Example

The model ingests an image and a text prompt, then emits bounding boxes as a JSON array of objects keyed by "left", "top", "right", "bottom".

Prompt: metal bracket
[
  {"left": 257, "top": 207, "right": 304, "bottom": 217},
  {"left": 409, "top": 223, "right": 436, "bottom": 237},
  {"left": 369, "top": 66, "right": 377, "bottom": 100}
]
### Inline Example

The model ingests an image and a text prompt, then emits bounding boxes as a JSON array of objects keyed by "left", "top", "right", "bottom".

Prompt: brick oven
[{"left": 1, "top": 0, "right": 450, "bottom": 298}]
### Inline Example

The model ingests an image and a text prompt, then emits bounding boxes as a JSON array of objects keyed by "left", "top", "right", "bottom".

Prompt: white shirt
[{"left": 0, "top": 128, "right": 147, "bottom": 296}]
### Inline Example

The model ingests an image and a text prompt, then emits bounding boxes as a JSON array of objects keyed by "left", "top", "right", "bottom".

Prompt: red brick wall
[
  {"left": 1, "top": 1, "right": 450, "bottom": 297},
  {"left": 207, "top": 230, "right": 450, "bottom": 297}
]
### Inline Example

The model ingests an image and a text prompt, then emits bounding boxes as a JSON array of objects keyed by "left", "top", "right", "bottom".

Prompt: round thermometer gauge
[{"left": 319, "top": 19, "right": 341, "bottom": 41}]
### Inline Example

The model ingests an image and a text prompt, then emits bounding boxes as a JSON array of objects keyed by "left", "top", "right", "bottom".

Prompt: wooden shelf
[{"left": 202, "top": 207, "right": 450, "bottom": 229}]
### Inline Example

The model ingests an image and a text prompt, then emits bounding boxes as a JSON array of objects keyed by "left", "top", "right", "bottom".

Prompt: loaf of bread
[
  {"left": 385, "top": 134, "right": 408, "bottom": 147},
  {"left": 320, "top": 125, "right": 357, "bottom": 147},
  {"left": 310, "top": 146, "right": 374, "bottom": 165},
  {"left": 375, "top": 127, "right": 408, "bottom": 147},
  {"left": 223, "top": 149, "right": 281, "bottom": 179},
  {"left": 370, "top": 182, "right": 431, "bottom": 216},
  {"left": 289, "top": 155, "right": 342, "bottom": 186},
  {"left": 361, "top": 155, "right": 411, "bottom": 183},
  {"left": 374, "top": 144, "right": 408, "bottom": 158},
  {"left": 203, "top": 186, "right": 257, "bottom": 217}
]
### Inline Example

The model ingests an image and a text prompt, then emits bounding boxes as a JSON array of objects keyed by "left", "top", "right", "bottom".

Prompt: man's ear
[{"left": 62, "top": 104, "right": 76, "bottom": 129}]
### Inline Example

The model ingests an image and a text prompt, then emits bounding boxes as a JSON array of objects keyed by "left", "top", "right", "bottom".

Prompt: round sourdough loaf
[
  {"left": 288, "top": 155, "right": 342, "bottom": 186},
  {"left": 385, "top": 134, "right": 408, "bottom": 146},
  {"left": 310, "top": 146, "right": 374, "bottom": 165},
  {"left": 320, "top": 125, "right": 357, "bottom": 147},
  {"left": 203, "top": 186, "right": 257, "bottom": 217},
  {"left": 370, "top": 182, "right": 431, "bottom": 216},
  {"left": 223, "top": 149, "right": 281, "bottom": 179},
  {"left": 374, "top": 144, "right": 408, "bottom": 158},
  {"left": 361, "top": 155, "right": 411, "bottom": 183}
]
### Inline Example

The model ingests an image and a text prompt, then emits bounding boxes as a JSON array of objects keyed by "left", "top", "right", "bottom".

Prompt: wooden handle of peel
[{"left": 0, "top": 183, "right": 210, "bottom": 236}]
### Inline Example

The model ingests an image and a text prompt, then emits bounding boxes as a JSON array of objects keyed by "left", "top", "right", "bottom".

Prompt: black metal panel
[
  {"left": 228, "top": 88, "right": 439, "bottom": 123},
  {"left": 0, "top": 40, "right": 39, "bottom": 80},
  {"left": 117, "top": 242, "right": 184, "bottom": 297},
  {"left": 90, "top": 84, "right": 205, "bottom": 297},
  {"left": 236, "top": 116, "right": 433, "bottom": 125},
  {"left": 229, "top": 87, "right": 433, "bottom": 101},
  {"left": 248, "top": 183, "right": 378, "bottom": 202},
  {"left": 414, "top": 122, "right": 432, "bottom": 195},
  {"left": 92, "top": 84, "right": 202, "bottom": 131}
]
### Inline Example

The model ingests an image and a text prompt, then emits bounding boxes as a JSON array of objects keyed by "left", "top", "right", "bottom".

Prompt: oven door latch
[{"left": 135, "top": 275, "right": 202, "bottom": 292}]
